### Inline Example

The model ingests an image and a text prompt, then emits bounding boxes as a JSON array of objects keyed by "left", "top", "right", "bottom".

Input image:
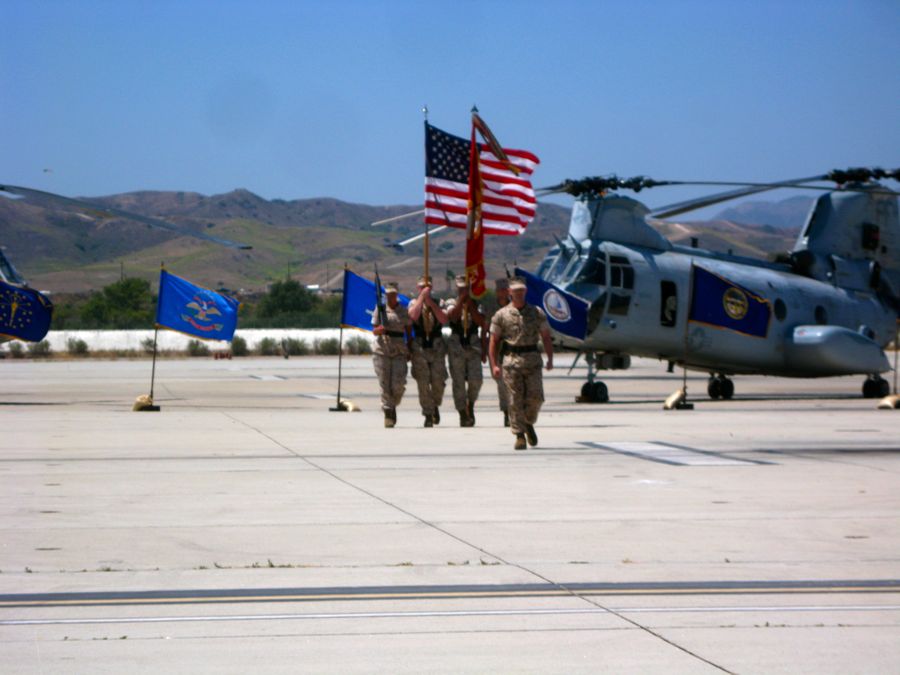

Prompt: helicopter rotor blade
[
  {"left": 539, "top": 168, "right": 900, "bottom": 203},
  {"left": 370, "top": 209, "right": 425, "bottom": 227},
  {"left": 0, "top": 184, "right": 253, "bottom": 250},
  {"left": 389, "top": 225, "right": 449, "bottom": 251},
  {"left": 649, "top": 174, "right": 899, "bottom": 219}
]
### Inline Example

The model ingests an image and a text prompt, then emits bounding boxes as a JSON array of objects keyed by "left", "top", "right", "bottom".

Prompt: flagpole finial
[
  {"left": 471, "top": 104, "right": 479, "bottom": 114},
  {"left": 422, "top": 105, "right": 428, "bottom": 120}
]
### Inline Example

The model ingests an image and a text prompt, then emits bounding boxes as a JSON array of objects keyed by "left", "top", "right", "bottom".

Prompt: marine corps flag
[
  {"left": 156, "top": 269, "right": 239, "bottom": 341},
  {"left": 424, "top": 113, "right": 539, "bottom": 298},
  {"left": 688, "top": 265, "right": 771, "bottom": 338},
  {"left": 0, "top": 279, "right": 53, "bottom": 342}
]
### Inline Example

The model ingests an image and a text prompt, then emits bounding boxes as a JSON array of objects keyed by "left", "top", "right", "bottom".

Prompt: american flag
[{"left": 424, "top": 122, "right": 539, "bottom": 236}]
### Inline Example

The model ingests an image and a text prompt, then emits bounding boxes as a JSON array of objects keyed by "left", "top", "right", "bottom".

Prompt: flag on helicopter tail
[
  {"left": 514, "top": 268, "right": 589, "bottom": 341},
  {"left": 340, "top": 269, "right": 410, "bottom": 332},
  {"left": 688, "top": 265, "right": 771, "bottom": 338},
  {"left": 156, "top": 269, "right": 239, "bottom": 341},
  {"left": 0, "top": 279, "right": 53, "bottom": 342}
]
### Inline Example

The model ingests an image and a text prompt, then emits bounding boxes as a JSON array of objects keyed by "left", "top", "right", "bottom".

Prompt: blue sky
[{"left": 2, "top": 0, "right": 898, "bottom": 213}]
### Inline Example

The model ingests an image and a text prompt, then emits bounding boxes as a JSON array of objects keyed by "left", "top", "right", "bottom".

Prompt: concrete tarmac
[{"left": 1, "top": 354, "right": 898, "bottom": 673}]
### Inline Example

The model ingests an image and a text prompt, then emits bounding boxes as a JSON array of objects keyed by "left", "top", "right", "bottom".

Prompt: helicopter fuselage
[{"left": 536, "top": 193, "right": 896, "bottom": 378}]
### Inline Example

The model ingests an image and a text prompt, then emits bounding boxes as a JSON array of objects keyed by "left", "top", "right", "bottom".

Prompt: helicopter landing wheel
[
  {"left": 862, "top": 376, "right": 889, "bottom": 399},
  {"left": 708, "top": 375, "right": 734, "bottom": 400},
  {"left": 580, "top": 381, "right": 609, "bottom": 403}
]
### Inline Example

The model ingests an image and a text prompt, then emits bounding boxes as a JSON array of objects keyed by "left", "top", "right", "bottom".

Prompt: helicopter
[{"left": 531, "top": 168, "right": 900, "bottom": 402}]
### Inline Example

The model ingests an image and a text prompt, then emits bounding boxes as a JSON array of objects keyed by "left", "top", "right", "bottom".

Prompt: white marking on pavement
[
  {"left": 599, "top": 442, "right": 758, "bottom": 466},
  {"left": 4, "top": 604, "right": 900, "bottom": 626}
]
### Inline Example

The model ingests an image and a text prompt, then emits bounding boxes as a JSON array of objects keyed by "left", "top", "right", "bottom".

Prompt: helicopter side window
[
  {"left": 608, "top": 256, "right": 634, "bottom": 290},
  {"left": 774, "top": 299, "right": 787, "bottom": 321},
  {"left": 660, "top": 281, "right": 677, "bottom": 327}
]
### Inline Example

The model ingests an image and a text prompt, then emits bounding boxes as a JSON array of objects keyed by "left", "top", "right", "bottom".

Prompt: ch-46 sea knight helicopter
[{"left": 533, "top": 167, "right": 900, "bottom": 402}]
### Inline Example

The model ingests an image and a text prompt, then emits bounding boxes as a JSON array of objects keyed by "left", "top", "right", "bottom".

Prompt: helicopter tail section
[{"left": 791, "top": 186, "right": 900, "bottom": 304}]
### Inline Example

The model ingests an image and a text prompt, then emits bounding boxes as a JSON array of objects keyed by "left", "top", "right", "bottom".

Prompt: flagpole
[
  {"left": 134, "top": 261, "right": 164, "bottom": 412},
  {"left": 665, "top": 261, "right": 694, "bottom": 410},
  {"left": 149, "top": 326, "right": 159, "bottom": 401},
  {"left": 422, "top": 107, "right": 430, "bottom": 282},
  {"left": 331, "top": 264, "right": 350, "bottom": 412}
]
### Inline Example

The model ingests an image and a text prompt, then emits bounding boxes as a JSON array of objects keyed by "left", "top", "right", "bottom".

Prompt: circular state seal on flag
[
  {"left": 543, "top": 288, "right": 571, "bottom": 323},
  {"left": 722, "top": 287, "right": 749, "bottom": 320}
]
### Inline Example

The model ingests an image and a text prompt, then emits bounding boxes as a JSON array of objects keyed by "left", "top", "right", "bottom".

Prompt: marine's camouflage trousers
[
  {"left": 410, "top": 341, "right": 447, "bottom": 415},
  {"left": 448, "top": 338, "right": 483, "bottom": 412},
  {"left": 495, "top": 373, "right": 509, "bottom": 412},
  {"left": 501, "top": 356, "right": 544, "bottom": 435},
  {"left": 373, "top": 353, "right": 407, "bottom": 411}
]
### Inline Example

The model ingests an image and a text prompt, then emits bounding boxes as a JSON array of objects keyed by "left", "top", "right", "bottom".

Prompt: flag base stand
[
  {"left": 133, "top": 394, "right": 160, "bottom": 412},
  {"left": 663, "top": 388, "right": 694, "bottom": 410},
  {"left": 329, "top": 399, "right": 360, "bottom": 412},
  {"left": 877, "top": 394, "right": 900, "bottom": 410}
]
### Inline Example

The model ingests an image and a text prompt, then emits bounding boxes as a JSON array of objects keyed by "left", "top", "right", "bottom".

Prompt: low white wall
[{"left": 2, "top": 328, "right": 375, "bottom": 352}]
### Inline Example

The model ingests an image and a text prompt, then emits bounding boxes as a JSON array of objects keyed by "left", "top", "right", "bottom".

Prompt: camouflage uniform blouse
[
  {"left": 490, "top": 304, "right": 548, "bottom": 365},
  {"left": 372, "top": 304, "right": 409, "bottom": 358}
]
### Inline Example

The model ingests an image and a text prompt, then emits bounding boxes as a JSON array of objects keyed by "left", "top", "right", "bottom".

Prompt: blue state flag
[
  {"left": 0, "top": 279, "right": 53, "bottom": 342},
  {"left": 515, "top": 267, "right": 589, "bottom": 341},
  {"left": 156, "top": 269, "right": 239, "bottom": 341},
  {"left": 689, "top": 265, "right": 770, "bottom": 338},
  {"left": 340, "top": 269, "right": 409, "bottom": 331}
]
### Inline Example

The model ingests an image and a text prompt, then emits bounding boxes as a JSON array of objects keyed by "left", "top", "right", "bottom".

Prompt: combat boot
[
  {"left": 503, "top": 411, "right": 509, "bottom": 427},
  {"left": 423, "top": 412, "right": 433, "bottom": 428},
  {"left": 433, "top": 408, "right": 440, "bottom": 425},
  {"left": 459, "top": 411, "right": 469, "bottom": 427},
  {"left": 384, "top": 408, "right": 396, "bottom": 428},
  {"left": 525, "top": 424, "right": 538, "bottom": 447},
  {"left": 514, "top": 434, "right": 526, "bottom": 450},
  {"left": 467, "top": 401, "right": 475, "bottom": 426}
]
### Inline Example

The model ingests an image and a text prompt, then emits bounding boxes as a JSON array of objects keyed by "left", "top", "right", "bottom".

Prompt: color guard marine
[
  {"left": 408, "top": 275, "right": 449, "bottom": 427},
  {"left": 445, "top": 275, "right": 487, "bottom": 426},
  {"left": 488, "top": 277, "right": 554, "bottom": 450},
  {"left": 371, "top": 282, "right": 410, "bottom": 428}
]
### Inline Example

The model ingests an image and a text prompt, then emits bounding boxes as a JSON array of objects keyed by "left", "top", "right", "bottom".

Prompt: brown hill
[{"left": 0, "top": 188, "right": 799, "bottom": 294}]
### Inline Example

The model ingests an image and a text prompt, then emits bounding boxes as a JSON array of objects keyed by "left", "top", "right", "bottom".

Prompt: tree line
[{"left": 51, "top": 278, "right": 342, "bottom": 330}]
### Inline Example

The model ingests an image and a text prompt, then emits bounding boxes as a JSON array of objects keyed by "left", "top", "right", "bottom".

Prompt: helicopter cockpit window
[
  {"left": 548, "top": 251, "right": 571, "bottom": 282},
  {"left": 608, "top": 255, "right": 634, "bottom": 290},
  {"left": 535, "top": 255, "right": 553, "bottom": 279},
  {"left": 577, "top": 257, "right": 606, "bottom": 284}
]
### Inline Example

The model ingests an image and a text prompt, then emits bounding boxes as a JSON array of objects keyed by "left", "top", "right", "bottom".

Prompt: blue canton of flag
[
  {"left": 0, "top": 279, "right": 53, "bottom": 342},
  {"left": 689, "top": 265, "right": 771, "bottom": 338},
  {"left": 340, "top": 269, "right": 409, "bottom": 332},
  {"left": 156, "top": 269, "right": 239, "bottom": 341},
  {"left": 514, "top": 267, "right": 589, "bottom": 341}
]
